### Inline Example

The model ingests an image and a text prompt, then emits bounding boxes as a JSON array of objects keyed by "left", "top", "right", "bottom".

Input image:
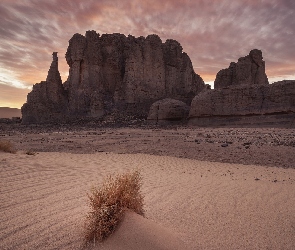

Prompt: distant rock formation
[
  {"left": 214, "top": 49, "right": 269, "bottom": 89},
  {"left": 189, "top": 80, "right": 295, "bottom": 127},
  {"left": 147, "top": 98, "right": 190, "bottom": 124},
  {"left": 22, "top": 31, "right": 205, "bottom": 124},
  {"left": 189, "top": 49, "right": 295, "bottom": 127}
]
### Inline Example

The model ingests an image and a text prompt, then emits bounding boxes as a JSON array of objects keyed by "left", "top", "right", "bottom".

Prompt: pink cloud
[
  {"left": 0, "top": 0, "right": 294, "bottom": 107},
  {"left": 0, "top": 83, "right": 30, "bottom": 108}
]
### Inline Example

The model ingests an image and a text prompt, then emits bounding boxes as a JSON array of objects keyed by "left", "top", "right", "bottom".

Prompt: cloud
[
  {"left": 0, "top": 82, "right": 30, "bottom": 108},
  {"left": 0, "top": 0, "right": 294, "bottom": 107}
]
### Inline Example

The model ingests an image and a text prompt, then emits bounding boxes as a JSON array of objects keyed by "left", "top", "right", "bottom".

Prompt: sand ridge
[{"left": 1, "top": 151, "right": 294, "bottom": 249}]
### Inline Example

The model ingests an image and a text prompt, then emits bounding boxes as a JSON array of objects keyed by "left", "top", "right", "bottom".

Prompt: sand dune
[
  {"left": 100, "top": 210, "right": 186, "bottom": 250},
  {"left": 0, "top": 151, "right": 294, "bottom": 249}
]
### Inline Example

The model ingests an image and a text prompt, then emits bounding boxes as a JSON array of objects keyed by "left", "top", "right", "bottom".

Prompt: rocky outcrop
[
  {"left": 147, "top": 98, "right": 190, "bottom": 124},
  {"left": 189, "top": 80, "right": 295, "bottom": 127},
  {"left": 189, "top": 49, "right": 294, "bottom": 127},
  {"left": 214, "top": 49, "right": 269, "bottom": 89},
  {"left": 22, "top": 31, "right": 205, "bottom": 124},
  {"left": 22, "top": 52, "right": 67, "bottom": 124}
]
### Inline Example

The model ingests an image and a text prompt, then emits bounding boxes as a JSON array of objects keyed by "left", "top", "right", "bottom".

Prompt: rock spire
[{"left": 21, "top": 52, "right": 67, "bottom": 124}]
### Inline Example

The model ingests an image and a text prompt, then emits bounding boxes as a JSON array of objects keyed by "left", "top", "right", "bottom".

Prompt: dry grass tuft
[
  {"left": 26, "top": 150, "right": 36, "bottom": 156},
  {"left": 84, "top": 170, "right": 144, "bottom": 244},
  {"left": 0, "top": 140, "right": 16, "bottom": 153}
]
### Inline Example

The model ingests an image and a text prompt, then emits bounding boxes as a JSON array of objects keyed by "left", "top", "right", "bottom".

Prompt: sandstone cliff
[
  {"left": 22, "top": 31, "right": 205, "bottom": 124},
  {"left": 189, "top": 49, "right": 294, "bottom": 127},
  {"left": 214, "top": 49, "right": 269, "bottom": 89},
  {"left": 189, "top": 80, "right": 295, "bottom": 127}
]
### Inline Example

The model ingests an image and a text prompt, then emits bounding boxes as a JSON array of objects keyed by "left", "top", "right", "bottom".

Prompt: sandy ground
[
  {"left": 1, "top": 126, "right": 295, "bottom": 168},
  {"left": 1, "top": 151, "right": 295, "bottom": 249}
]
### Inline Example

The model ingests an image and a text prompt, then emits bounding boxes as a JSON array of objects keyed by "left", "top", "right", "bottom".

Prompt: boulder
[
  {"left": 214, "top": 49, "right": 269, "bottom": 89},
  {"left": 147, "top": 98, "right": 190, "bottom": 124}
]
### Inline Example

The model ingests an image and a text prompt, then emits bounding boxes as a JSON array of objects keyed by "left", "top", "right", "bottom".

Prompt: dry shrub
[
  {"left": 84, "top": 170, "right": 144, "bottom": 244},
  {"left": 0, "top": 140, "right": 16, "bottom": 153},
  {"left": 26, "top": 150, "right": 36, "bottom": 156}
]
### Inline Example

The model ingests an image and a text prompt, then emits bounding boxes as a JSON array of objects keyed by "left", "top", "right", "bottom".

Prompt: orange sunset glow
[{"left": 0, "top": 0, "right": 294, "bottom": 108}]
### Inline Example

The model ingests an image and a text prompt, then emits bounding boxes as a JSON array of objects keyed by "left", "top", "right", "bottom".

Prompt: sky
[{"left": 0, "top": 0, "right": 294, "bottom": 108}]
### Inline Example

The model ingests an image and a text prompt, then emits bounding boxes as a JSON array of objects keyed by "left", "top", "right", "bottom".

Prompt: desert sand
[{"left": 1, "top": 148, "right": 295, "bottom": 249}]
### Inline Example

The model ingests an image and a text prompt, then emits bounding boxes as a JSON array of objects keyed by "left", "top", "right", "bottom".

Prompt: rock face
[
  {"left": 214, "top": 49, "right": 269, "bottom": 89},
  {"left": 189, "top": 49, "right": 294, "bottom": 127},
  {"left": 147, "top": 98, "right": 190, "bottom": 124},
  {"left": 189, "top": 80, "right": 295, "bottom": 127},
  {"left": 22, "top": 31, "right": 205, "bottom": 124},
  {"left": 22, "top": 52, "right": 67, "bottom": 124}
]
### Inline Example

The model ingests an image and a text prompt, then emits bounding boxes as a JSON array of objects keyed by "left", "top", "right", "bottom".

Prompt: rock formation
[
  {"left": 189, "top": 80, "right": 295, "bottom": 127},
  {"left": 147, "top": 98, "right": 190, "bottom": 124},
  {"left": 22, "top": 31, "right": 205, "bottom": 124},
  {"left": 189, "top": 49, "right": 295, "bottom": 127},
  {"left": 22, "top": 52, "right": 67, "bottom": 124},
  {"left": 214, "top": 49, "right": 269, "bottom": 89}
]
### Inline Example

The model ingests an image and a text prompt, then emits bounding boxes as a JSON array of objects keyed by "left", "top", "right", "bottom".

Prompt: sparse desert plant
[
  {"left": 26, "top": 149, "right": 36, "bottom": 156},
  {"left": 84, "top": 170, "right": 144, "bottom": 244},
  {"left": 0, "top": 140, "right": 16, "bottom": 153}
]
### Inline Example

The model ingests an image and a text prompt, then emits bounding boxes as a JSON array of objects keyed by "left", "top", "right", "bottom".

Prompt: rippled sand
[{"left": 1, "top": 152, "right": 294, "bottom": 249}]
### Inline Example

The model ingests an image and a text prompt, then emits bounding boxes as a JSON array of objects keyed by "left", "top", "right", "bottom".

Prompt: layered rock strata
[
  {"left": 189, "top": 80, "right": 295, "bottom": 127},
  {"left": 22, "top": 31, "right": 205, "bottom": 124},
  {"left": 214, "top": 49, "right": 269, "bottom": 89}
]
